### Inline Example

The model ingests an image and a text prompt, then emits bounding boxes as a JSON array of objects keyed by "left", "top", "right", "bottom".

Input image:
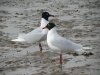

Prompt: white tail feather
[
  {"left": 18, "top": 34, "right": 26, "bottom": 38},
  {"left": 11, "top": 38, "right": 25, "bottom": 42},
  {"left": 82, "top": 47, "right": 92, "bottom": 50},
  {"left": 11, "top": 34, "right": 26, "bottom": 42},
  {"left": 77, "top": 46, "right": 92, "bottom": 54}
]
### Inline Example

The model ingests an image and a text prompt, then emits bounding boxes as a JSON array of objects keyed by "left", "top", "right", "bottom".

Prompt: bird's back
[{"left": 47, "top": 28, "right": 82, "bottom": 52}]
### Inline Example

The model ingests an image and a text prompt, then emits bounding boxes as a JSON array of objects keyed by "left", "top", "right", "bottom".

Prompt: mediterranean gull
[
  {"left": 44, "top": 23, "right": 83, "bottom": 65},
  {"left": 11, "top": 12, "right": 54, "bottom": 52}
]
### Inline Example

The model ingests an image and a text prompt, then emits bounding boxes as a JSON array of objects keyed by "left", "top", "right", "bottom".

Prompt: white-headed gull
[
  {"left": 44, "top": 23, "right": 82, "bottom": 65},
  {"left": 11, "top": 12, "right": 54, "bottom": 52}
]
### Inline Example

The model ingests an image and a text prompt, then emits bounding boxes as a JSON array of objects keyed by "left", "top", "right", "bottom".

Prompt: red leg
[
  {"left": 60, "top": 50, "right": 62, "bottom": 65},
  {"left": 52, "top": 52, "right": 56, "bottom": 64},
  {"left": 39, "top": 43, "right": 42, "bottom": 52},
  {"left": 59, "top": 50, "right": 63, "bottom": 70}
]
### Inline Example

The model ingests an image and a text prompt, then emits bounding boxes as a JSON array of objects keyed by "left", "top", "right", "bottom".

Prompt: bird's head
[
  {"left": 43, "top": 23, "right": 56, "bottom": 30},
  {"left": 42, "top": 12, "right": 54, "bottom": 20}
]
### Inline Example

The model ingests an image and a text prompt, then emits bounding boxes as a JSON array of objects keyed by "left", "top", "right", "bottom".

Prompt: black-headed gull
[
  {"left": 12, "top": 12, "right": 54, "bottom": 52},
  {"left": 44, "top": 23, "right": 82, "bottom": 65}
]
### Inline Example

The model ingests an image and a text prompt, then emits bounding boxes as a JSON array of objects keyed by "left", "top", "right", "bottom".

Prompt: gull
[
  {"left": 12, "top": 12, "right": 54, "bottom": 52},
  {"left": 44, "top": 23, "right": 83, "bottom": 65}
]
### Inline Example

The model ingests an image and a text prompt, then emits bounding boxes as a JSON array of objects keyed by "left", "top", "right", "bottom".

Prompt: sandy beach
[{"left": 0, "top": 0, "right": 100, "bottom": 75}]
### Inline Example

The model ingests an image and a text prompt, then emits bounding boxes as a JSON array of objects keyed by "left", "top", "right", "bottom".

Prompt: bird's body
[
  {"left": 12, "top": 18, "right": 49, "bottom": 43},
  {"left": 47, "top": 27, "right": 82, "bottom": 53},
  {"left": 12, "top": 12, "right": 54, "bottom": 52},
  {"left": 46, "top": 23, "right": 83, "bottom": 65}
]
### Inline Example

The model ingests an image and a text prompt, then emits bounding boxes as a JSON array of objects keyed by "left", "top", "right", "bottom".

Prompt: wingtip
[
  {"left": 82, "top": 46, "right": 92, "bottom": 50},
  {"left": 11, "top": 38, "right": 25, "bottom": 42}
]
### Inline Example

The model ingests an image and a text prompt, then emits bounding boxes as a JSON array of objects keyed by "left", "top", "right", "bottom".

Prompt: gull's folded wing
[
  {"left": 51, "top": 36, "right": 82, "bottom": 51},
  {"left": 11, "top": 27, "right": 45, "bottom": 43}
]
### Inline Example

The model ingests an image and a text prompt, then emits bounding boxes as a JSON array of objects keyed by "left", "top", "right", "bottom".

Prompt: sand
[{"left": 0, "top": 0, "right": 100, "bottom": 75}]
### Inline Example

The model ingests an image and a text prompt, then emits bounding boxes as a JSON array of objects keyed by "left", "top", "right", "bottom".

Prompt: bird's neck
[
  {"left": 40, "top": 18, "right": 49, "bottom": 28},
  {"left": 49, "top": 27, "right": 58, "bottom": 35}
]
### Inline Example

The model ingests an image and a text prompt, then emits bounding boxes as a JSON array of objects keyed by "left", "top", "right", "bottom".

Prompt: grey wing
[
  {"left": 11, "top": 27, "right": 43, "bottom": 43},
  {"left": 29, "top": 27, "right": 42, "bottom": 33},
  {"left": 24, "top": 33, "right": 45, "bottom": 43},
  {"left": 51, "top": 36, "right": 82, "bottom": 51},
  {"left": 22, "top": 27, "right": 44, "bottom": 43}
]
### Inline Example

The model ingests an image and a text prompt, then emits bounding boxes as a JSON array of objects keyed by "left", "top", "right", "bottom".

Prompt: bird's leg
[
  {"left": 52, "top": 51, "right": 56, "bottom": 64},
  {"left": 39, "top": 42, "right": 43, "bottom": 63},
  {"left": 60, "top": 52, "right": 62, "bottom": 65},
  {"left": 60, "top": 50, "right": 63, "bottom": 69},
  {"left": 39, "top": 42, "right": 42, "bottom": 52}
]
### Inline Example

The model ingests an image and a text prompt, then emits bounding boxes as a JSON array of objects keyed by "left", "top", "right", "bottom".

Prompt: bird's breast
[{"left": 47, "top": 34, "right": 59, "bottom": 50}]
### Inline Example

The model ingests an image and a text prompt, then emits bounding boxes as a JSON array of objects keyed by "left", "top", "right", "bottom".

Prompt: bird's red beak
[{"left": 42, "top": 26, "right": 47, "bottom": 29}]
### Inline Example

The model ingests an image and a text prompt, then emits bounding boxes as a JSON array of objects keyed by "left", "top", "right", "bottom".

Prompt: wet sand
[{"left": 0, "top": 0, "right": 100, "bottom": 75}]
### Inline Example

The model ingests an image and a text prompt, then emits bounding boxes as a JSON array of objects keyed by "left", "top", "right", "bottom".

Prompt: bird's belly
[
  {"left": 48, "top": 41, "right": 59, "bottom": 50},
  {"left": 39, "top": 34, "right": 47, "bottom": 41}
]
